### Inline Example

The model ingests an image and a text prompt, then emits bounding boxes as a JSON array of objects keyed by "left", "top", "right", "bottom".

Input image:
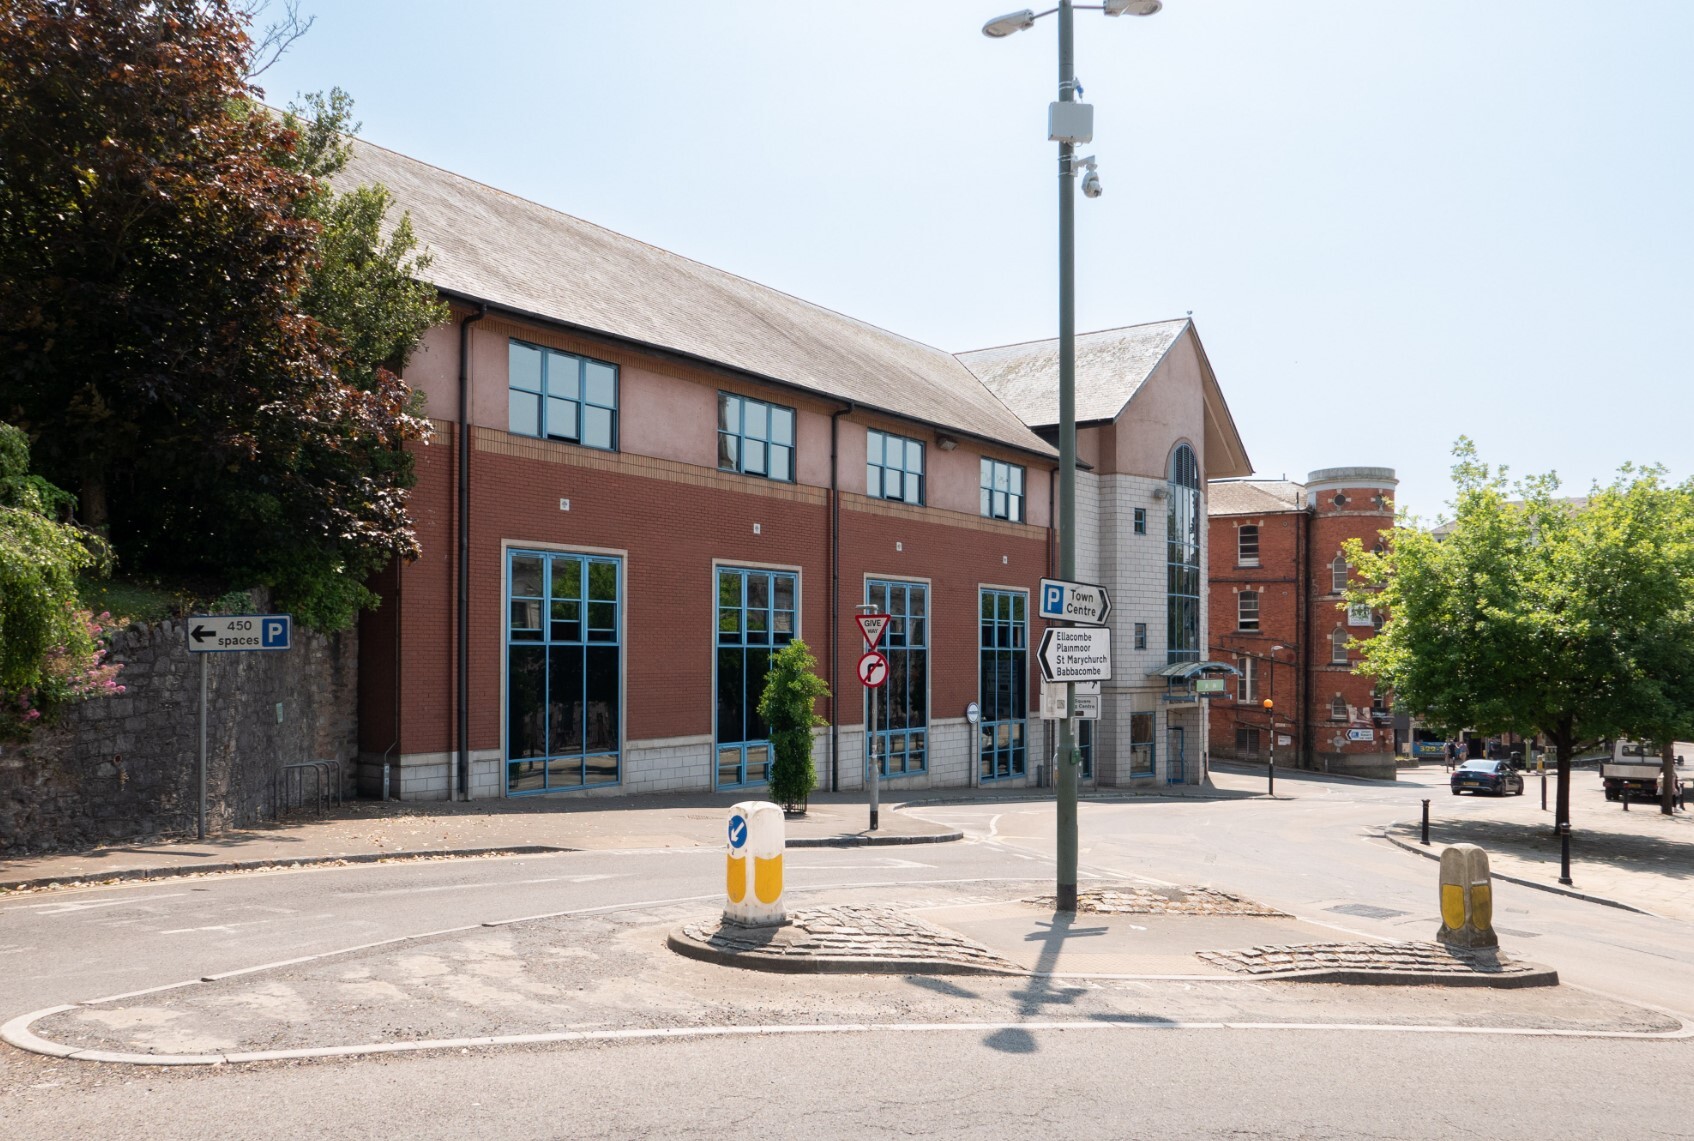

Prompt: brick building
[
  {"left": 340, "top": 138, "right": 1250, "bottom": 801},
  {"left": 1206, "top": 467, "right": 1398, "bottom": 779}
]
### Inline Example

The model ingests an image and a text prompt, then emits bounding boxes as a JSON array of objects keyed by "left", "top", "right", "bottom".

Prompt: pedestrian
[{"left": 1444, "top": 740, "right": 1457, "bottom": 773}]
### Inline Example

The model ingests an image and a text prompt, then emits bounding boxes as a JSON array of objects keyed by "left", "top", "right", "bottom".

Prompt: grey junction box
[{"left": 1048, "top": 100, "right": 1094, "bottom": 145}]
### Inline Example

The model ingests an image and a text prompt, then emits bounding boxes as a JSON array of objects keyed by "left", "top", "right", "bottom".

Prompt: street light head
[
  {"left": 1104, "top": 0, "right": 1162, "bottom": 15},
  {"left": 982, "top": 9, "right": 1037, "bottom": 37},
  {"left": 1262, "top": 699, "right": 1274, "bottom": 711}
]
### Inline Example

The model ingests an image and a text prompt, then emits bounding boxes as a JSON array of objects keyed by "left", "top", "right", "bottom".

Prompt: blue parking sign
[
  {"left": 261, "top": 617, "right": 291, "bottom": 649},
  {"left": 1042, "top": 582, "right": 1065, "bottom": 617}
]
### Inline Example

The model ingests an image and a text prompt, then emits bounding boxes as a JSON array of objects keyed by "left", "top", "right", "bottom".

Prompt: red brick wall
[
  {"left": 1306, "top": 486, "right": 1395, "bottom": 756},
  {"left": 1208, "top": 510, "right": 1304, "bottom": 755},
  {"left": 364, "top": 426, "right": 1051, "bottom": 759}
]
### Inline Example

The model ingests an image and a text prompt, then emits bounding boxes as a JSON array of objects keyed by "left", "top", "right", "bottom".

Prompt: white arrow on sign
[
  {"left": 1038, "top": 578, "right": 1111, "bottom": 626},
  {"left": 1037, "top": 626, "right": 1111, "bottom": 683}
]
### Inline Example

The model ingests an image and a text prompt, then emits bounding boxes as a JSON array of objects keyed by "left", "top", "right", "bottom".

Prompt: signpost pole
[
  {"left": 1053, "top": 0, "right": 1080, "bottom": 916},
  {"left": 198, "top": 651, "right": 208, "bottom": 841},
  {"left": 868, "top": 679, "right": 880, "bottom": 832}
]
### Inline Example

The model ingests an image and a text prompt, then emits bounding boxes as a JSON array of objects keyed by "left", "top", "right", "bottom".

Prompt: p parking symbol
[
  {"left": 1044, "top": 584, "right": 1063, "bottom": 612},
  {"left": 261, "top": 618, "right": 289, "bottom": 649}
]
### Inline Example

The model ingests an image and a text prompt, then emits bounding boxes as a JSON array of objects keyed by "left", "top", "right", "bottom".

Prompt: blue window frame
[
  {"left": 716, "top": 567, "right": 798, "bottom": 789},
  {"left": 1167, "top": 443, "right": 1201, "bottom": 663},
  {"left": 866, "top": 580, "right": 928, "bottom": 776},
  {"left": 506, "top": 550, "right": 621, "bottom": 794},
  {"left": 718, "top": 394, "right": 795, "bottom": 481},
  {"left": 508, "top": 341, "right": 617, "bottom": 450},
  {"left": 978, "top": 588, "right": 1027, "bottom": 781},
  {"left": 1133, "top": 507, "right": 1147, "bottom": 535},
  {"left": 867, "top": 430, "right": 924, "bottom": 505},
  {"left": 980, "top": 458, "right": 1025, "bottom": 522},
  {"left": 1129, "top": 711, "right": 1156, "bottom": 778}
]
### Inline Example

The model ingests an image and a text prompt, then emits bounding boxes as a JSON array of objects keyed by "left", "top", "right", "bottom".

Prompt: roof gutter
[
  {"left": 457, "top": 302, "right": 488, "bottom": 801},
  {"left": 433, "top": 289, "right": 1059, "bottom": 466}
]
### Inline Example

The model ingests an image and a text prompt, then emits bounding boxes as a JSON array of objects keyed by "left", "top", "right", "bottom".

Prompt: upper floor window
[
  {"left": 1166, "top": 443, "right": 1202, "bottom": 663},
  {"left": 867, "top": 430, "right": 924, "bottom": 505},
  {"left": 1238, "top": 655, "right": 1257, "bottom": 703},
  {"left": 1133, "top": 507, "right": 1147, "bottom": 535},
  {"left": 1237, "top": 590, "right": 1260, "bottom": 631},
  {"left": 1238, "top": 525, "right": 1260, "bottom": 567},
  {"left": 719, "top": 394, "right": 794, "bottom": 481},
  {"left": 508, "top": 340, "right": 617, "bottom": 450},
  {"left": 1331, "top": 553, "right": 1350, "bottom": 593},
  {"left": 980, "top": 458, "right": 1025, "bottom": 522},
  {"left": 1331, "top": 694, "right": 1348, "bottom": 720},
  {"left": 1133, "top": 622, "right": 1147, "bottom": 651},
  {"left": 1331, "top": 627, "right": 1350, "bottom": 664}
]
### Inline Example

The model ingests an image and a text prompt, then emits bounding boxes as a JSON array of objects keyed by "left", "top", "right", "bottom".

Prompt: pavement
[
  {"left": 1382, "top": 773, "right": 1694, "bottom": 922},
  {"left": 0, "top": 791, "right": 960, "bottom": 893}
]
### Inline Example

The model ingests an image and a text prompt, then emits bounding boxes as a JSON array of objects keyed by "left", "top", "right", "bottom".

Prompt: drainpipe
[
  {"left": 829, "top": 402, "right": 854, "bottom": 792},
  {"left": 457, "top": 303, "right": 488, "bottom": 801},
  {"left": 379, "top": 559, "right": 403, "bottom": 801}
]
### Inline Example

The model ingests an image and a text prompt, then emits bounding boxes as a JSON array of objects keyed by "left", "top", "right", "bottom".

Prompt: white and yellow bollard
[
  {"left": 1435, "top": 843, "right": 1497, "bottom": 949},
  {"left": 724, "top": 801, "right": 786, "bottom": 927}
]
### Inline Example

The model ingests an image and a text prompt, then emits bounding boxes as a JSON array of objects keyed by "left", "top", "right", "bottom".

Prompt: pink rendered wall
[
  {"left": 400, "top": 310, "right": 1055, "bottom": 522},
  {"left": 1113, "top": 328, "right": 1209, "bottom": 482}
]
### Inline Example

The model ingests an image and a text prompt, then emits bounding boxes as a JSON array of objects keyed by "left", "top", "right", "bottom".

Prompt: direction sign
[
  {"left": 855, "top": 614, "right": 890, "bottom": 649},
  {"left": 187, "top": 614, "right": 292, "bottom": 653},
  {"left": 1038, "top": 578, "right": 1111, "bottom": 626},
  {"left": 1040, "top": 679, "right": 1100, "bottom": 720},
  {"left": 857, "top": 651, "right": 889, "bottom": 688},
  {"left": 728, "top": 813, "right": 749, "bottom": 849},
  {"left": 1072, "top": 691, "right": 1100, "bottom": 721},
  {"left": 1037, "top": 626, "right": 1111, "bottom": 683}
]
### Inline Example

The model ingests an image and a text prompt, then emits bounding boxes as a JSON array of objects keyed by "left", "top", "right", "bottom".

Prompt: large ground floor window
[
  {"left": 716, "top": 566, "right": 797, "bottom": 789},
  {"left": 867, "top": 579, "right": 928, "bottom": 776},
  {"left": 506, "top": 549, "right": 621, "bottom": 794},
  {"left": 979, "top": 588, "right": 1027, "bottom": 781}
]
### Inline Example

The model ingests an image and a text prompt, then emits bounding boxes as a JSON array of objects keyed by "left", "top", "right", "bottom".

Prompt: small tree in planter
[{"left": 758, "top": 638, "right": 830, "bottom": 814}]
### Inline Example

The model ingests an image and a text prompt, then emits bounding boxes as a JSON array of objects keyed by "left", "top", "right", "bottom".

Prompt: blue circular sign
[{"left": 727, "top": 813, "right": 749, "bottom": 849}]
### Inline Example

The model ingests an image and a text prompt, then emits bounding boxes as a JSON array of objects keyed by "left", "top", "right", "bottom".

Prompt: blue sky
[{"left": 257, "top": 1, "right": 1693, "bottom": 517}]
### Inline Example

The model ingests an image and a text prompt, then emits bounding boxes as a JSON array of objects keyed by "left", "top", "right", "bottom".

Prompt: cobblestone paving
[
  {"left": 1026, "top": 885, "right": 1291, "bottom": 917},
  {"left": 1197, "top": 941, "right": 1537, "bottom": 976},
  {"left": 680, "top": 905, "right": 1021, "bottom": 973}
]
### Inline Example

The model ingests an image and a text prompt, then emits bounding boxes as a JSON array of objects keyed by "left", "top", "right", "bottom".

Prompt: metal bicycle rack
[{"left": 276, "top": 760, "right": 342, "bottom": 819}]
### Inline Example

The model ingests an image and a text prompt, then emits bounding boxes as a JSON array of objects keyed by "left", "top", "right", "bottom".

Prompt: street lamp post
[{"left": 982, "top": 0, "right": 1161, "bottom": 916}]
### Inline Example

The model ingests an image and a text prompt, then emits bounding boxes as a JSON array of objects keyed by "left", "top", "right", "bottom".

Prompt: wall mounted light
[{"left": 936, "top": 434, "right": 959, "bottom": 452}]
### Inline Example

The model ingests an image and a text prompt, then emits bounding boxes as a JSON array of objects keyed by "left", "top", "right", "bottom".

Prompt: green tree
[
  {"left": 758, "top": 639, "right": 830, "bottom": 813},
  {"left": 1346, "top": 440, "right": 1694, "bottom": 831},
  {"left": 0, "top": 1, "right": 434, "bottom": 630},
  {"left": 0, "top": 422, "right": 120, "bottom": 734}
]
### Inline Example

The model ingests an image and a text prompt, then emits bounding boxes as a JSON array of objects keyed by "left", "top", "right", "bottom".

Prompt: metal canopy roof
[{"left": 1149, "top": 660, "right": 1241, "bottom": 679}]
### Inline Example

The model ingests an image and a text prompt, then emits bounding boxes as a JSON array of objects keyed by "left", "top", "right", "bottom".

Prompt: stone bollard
[
  {"left": 724, "top": 801, "right": 786, "bottom": 927},
  {"left": 1436, "top": 843, "right": 1497, "bottom": 950}
]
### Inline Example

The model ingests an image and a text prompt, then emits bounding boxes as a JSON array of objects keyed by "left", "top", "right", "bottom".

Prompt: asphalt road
[{"left": 2, "top": 767, "right": 1689, "bottom": 1139}]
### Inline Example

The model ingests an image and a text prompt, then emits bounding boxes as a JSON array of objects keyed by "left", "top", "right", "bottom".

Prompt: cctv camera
[{"left": 1081, "top": 170, "right": 1102, "bottom": 198}]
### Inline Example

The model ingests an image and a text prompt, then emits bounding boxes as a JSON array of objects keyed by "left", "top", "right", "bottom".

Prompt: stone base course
[
  {"left": 669, "top": 904, "right": 1022, "bottom": 975},
  {"left": 1027, "top": 885, "right": 1290, "bottom": 917},
  {"left": 1198, "top": 941, "right": 1555, "bottom": 987}
]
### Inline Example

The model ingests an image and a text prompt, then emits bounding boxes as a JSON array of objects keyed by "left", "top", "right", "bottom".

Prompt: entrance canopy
[{"left": 1148, "top": 660, "right": 1241, "bottom": 680}]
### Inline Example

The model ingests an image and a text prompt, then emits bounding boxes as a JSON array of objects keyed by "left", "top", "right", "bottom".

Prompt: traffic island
[
  {"left": 666, "top": 904, "right": 1023, "bottom": 975},
  {"left": 1025, "top": 885, "right": 1290, "bottom": 917},
  {"left": 1197, "top": 941, "right": 1558, "bottom": 988}
]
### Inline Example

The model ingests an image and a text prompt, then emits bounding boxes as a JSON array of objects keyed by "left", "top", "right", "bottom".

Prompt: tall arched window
[
  {"left": 1331, "top": 627, "right": 1350, "bottom": 664},
  {"left": 1166, "top": 443, "right": 1201, "bottom": 663},
  {"left": 1331, "top": 553, "right": 1349, "bottom": 593}
]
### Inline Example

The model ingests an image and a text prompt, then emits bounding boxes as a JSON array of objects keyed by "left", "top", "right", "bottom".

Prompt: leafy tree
[
  {"left": 0, "top": 422, "right": 122, "bottom": 736},
  {"left": 0, "top": 1, "right": 436, "bottom": 630},
  {"left": 758, "top": 639, "right": 830, "bottom": 813},
  {"left": 1346, "top": 440, "right": 1694, "bottom": 831}
]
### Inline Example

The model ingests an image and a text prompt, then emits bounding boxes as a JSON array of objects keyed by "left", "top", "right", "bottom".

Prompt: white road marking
[
  {"left": 18, "top": 895, "right": 188, "bottom": 915},
  {"left": 335, "top": 874, "right": 620, "bottom": 899}
]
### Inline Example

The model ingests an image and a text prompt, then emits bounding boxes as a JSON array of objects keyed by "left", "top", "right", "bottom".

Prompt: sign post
[
  {"left": 188, "top": 614, "right": 293, "bottom": 840},
  {"left": 854, "top": 608, "right": 889, "bottom": 831}
]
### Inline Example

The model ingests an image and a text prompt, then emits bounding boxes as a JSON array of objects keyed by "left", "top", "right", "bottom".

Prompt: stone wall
[{"left": 0, "top": 607, "right": 358, "bottom": 856}]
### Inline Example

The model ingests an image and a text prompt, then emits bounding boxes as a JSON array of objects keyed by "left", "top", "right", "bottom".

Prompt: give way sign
[{"left": 856, "top": 614, "right": 890, "bottom": 649}]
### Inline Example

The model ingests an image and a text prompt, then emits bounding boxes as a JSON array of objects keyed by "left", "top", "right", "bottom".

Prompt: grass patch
[{"left": 78, "top": 575, "right": 245, "bottom": 624}]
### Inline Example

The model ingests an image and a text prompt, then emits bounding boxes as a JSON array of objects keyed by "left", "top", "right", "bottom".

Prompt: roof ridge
[{"left": 957, "top": 317, "right": 1191, "bottom": 356}]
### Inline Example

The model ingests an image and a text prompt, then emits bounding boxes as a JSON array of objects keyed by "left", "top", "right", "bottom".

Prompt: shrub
[{"left": 757, "top": 639, "right": 830, "bottom": 813}]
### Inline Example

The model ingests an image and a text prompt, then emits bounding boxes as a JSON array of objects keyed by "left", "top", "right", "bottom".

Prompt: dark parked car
[{"left": 1451, "top": 759, "right": 1525, "bottom": 797}]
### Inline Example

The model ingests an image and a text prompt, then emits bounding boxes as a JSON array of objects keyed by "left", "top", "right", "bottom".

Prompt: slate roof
[
  {"left": 955, "top": 319, "right": 1191, "bottom": 427},
  {"left": 337, "top": 140, "right": 1055, "bottom": 458},
  {"left": 1208, "top": 480, "right": 1305, "bottom": 516}
]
